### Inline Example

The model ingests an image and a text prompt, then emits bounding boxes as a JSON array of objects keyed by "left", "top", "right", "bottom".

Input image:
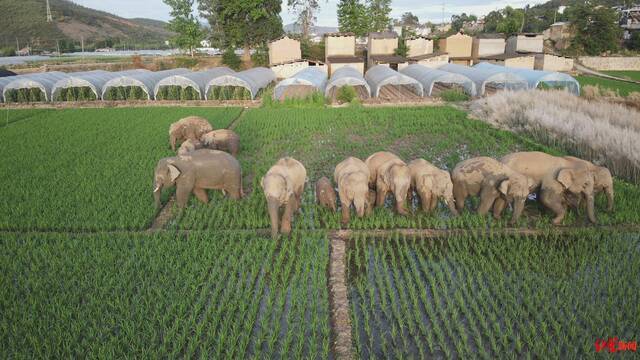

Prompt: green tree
[
  {"left": 367, "top": 0, "right": 391, "bottom": 32},
  {"left": 496, "top": 6, "right": 524, "bottom": 35},
  {"left": 164, "top": 0, "right": 204, "bottom": 57},
  {"left": 197, "top": 0, "right": 283, "bottom": 61},
  {"left": 288, "top": 0, "right": 320, "bottom": 40},
  {"left": 483, "top": 10, "right": 502, "bottom": 33},
  {"left": 400, "top": 12, "right": 420, "bottom": 28},
  {"left": 337, "top": 0, "right": 368, "bottom": 37},
  {"left": 628, "top": 31, "right": 640, "bottom": 51},
  {"left": 451, "top": 13, "right": 477, "bottom": 33},
  {"left": 569, "top": 3, "right": 621, "bottom": 55}
]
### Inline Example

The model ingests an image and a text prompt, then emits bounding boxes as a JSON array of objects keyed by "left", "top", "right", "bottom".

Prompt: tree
[
  {"left": 197, "top": 0, "right": 283, "bottom": 61},
  {"left": 164, "top": 0, "right": 204, "bottom": 57},
  {"left": 451, "top": 13, "right": 477, "bottom": 33},
  {"left": 337, "top": 0, "right": 368, "bottom": 37},
  {"left": 288, "top": 0, "right": 320, "bottom": 40},
  {"left": 483, "top": 10, "right": 502, "bottom": 33},
  {"left": 367, "top": 0, "right": 391, "bottom": 32},
  {"left": 400, "top": 12, "right": 419, "bottom": 28},
  {"left": 496, "top": 7, "right": 524, "bottom": 35},
  {"left": 628, "top": 31, "right": 640, "bottom": 51},
  {"left": 569, "top": 3, "right": 621, "bottom": 55}
]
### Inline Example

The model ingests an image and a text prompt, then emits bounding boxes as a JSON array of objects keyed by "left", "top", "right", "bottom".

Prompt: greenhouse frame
[
  {"left": 51, "top": 69, "right": 151, "bottom": 101},
  {"left": 0, "top": 74, "right": 24, "bottom": 102},
  {"left": 2, "top": 71, "right": 71, "bottom": 102},
  {"left": 439, "top": 63, "right": 528, "bottom": 96},
  {"left": 274, "top": 67, "right": 327, "bottom": 100},
  {"left": 324, "top": 66, "right": 371, "bottom": 100},
  {"left": 153, "top": 67, "right": 235, "bottom": 100},
  {"left": 365, "top": 65, "right": 424, "bottom": 98},
  {"left": 400, "top": 64, "right": 477, "bottom": 97},
  {"left": 473, "top": 62, "right": 580, "bottom": 95},
  {"left": 205, "top": 67, "right": 276, "bottom": 100},
  {"left": 101, "top": 68, "right": 191, "bottom": 100}
]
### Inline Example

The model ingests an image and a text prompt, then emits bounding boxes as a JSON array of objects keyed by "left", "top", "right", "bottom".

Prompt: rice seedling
[
  {"left": 4, "top": 88, "right": 46, "bottom": 103},
  {"left": 0, "top": 230, "right": 330, "bottom": 358},
  {"left": 575, "top": 75, "right": 640, "bottom": 97},
  {"left": 0, "top": 107, "right": 241, "bottom": 231},
  {"left": 53, "top": 87, "right": 98, "bottom": 102},
  {"left": 348, "top": 230, "right": 640, "bottom": 358},
  {"left": 103, "top": 86, "right": 148, "bottom": 100},
  {"left": 155, "top": 86, "right": 201, "bottom": 100}
]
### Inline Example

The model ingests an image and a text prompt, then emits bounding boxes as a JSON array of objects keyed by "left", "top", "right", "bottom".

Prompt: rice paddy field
[
  {"left": 1, "top": 104, "right": 638, "bottom": 358},
  {"left": 575, "top": 74, "right": 640, "bottom": 96}
]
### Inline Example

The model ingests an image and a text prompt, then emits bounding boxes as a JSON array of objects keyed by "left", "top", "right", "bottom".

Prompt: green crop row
[
  {"left": 0, "top": 230, "right": 330, "bottom": 359},
  {"left": 53, "top": 87, "right": 98, "bottom": 102},
  {"left": 0, "top": 107, "right": 242, "bottom": 231},
  {"left": 103, "top": 86, "right": 149, "bottom": 101},
  {"left": 348, "top": 230, "right": 640, "bottom": 358},
  {"left": 173, "top": 106, "right": 640, "bottom": 231},
  {"left": 4, "top": 88, "right": 46, "bottom": 103},
  {"left": 207, "top": 86, "right": 252, "bottom": 100},
  {"left": 156, "top": 86, "right": 201, "bottom": 101},
  {"left": 575, "top": 75, "right": 640, "bottom": 97}
]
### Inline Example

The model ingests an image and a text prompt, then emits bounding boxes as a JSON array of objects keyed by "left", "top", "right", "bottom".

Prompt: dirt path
[
  {"left": 148, "top": 197, "right": 176, "bottom": 231},
  {"left": 0, "top": 100, "right": 261, "bottom": 110},
  {"left": 328, "top": 231, "right": 352, "bottom": 360},
  {"left": 574, "top": 63, "right": 640, "bottom": 85},
  {"left": 226, "top": 107, "right": 247, "bottom": 130}
]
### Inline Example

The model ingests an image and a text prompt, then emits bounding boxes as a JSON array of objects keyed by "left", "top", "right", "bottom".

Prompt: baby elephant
[
  {"left": 365, "top": 151, "right": 411, "bottom": 216},
  {"left": 452, "top": 157, "right": 534, "bottom": 224},
  {"left": 201, "top": 129, "right": 240, "bottom": 157},
  {"left": 169, "top": 116, "right": 213, "bottom": 151},
  {"left": 316, "top": 177, "right": 337, "bottom": 211},
  {"left": 408, "top": 159, "right": 458, "bottom": 215},
  {"left": 177, "top": 138, "right": 203, "bottom": 156},
  {"left": 261, "top": 157, "right": 307, "bottom": 238},
  {"left": 335, "top": 157, "right": 372, "bottom": 226}
]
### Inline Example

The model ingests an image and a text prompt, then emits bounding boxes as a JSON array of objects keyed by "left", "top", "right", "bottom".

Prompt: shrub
[
  {"left": 222, "top": 48, "right": 241, "bottom": 70},
  {"left": 174, "top": 57, "right": 198, "bottom": 69},
  {"left": 251, "top": 44, "right": 269, "bottom": 67},
  {"left": 336, "top": 85, "right": 357, "bottom": 103},
  {"left": 1, "top": 47, "right": 16, "bottom": 57},
  {"left": 439, "top": 89, "right": 470, "bottom": 102}
]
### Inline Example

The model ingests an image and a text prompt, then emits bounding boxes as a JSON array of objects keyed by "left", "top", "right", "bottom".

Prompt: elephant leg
[
  {"left": 341, "top": 200, "right": 351, "bottom": 227},
  {"left": 541, "top": 191, "right": 566, "bottom": 225},
  {"left": 419, "top": 190, "right": 432, "bottom": 212},
  {"left": 429, "top": 193, "right": 438, "bottom": 212},
  {"left": 453, "top": 183, "right": 467, "bottom": 214},
  {"left": 175, "top": 183, "right": 194, "bottom": 208},
  {"left": 492, "top": 197, "right": 507, "bottom": 219},
  {"left": 376, "top": 188, "right": 387, "bottom": 208},
  {"left": 478, "top": 186, "right": 498, "bottom": 215},
  {"left": 280, "top": 201, "right": 293, "bottom": 235},
  {"left": 193, "top": 188, "right": 209, "bottom": 204}
]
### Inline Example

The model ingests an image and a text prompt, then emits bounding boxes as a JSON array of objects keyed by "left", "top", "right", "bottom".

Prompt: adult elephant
[
  {"left": 261, "top": 157, "right": 307, "bottom": 238},
  {"left": 334, "top": 157, "right": 372, "bottom": 226},
  {"left": 169, "top": 116, "right": 213, "bottom": 151},
  {"left": 563, "top": 156, "right": 614, "bottom": 212},
  {"left": 408, "top": 159, "right": 458, "bottom": 215},
  {"left": 201, "top": 129, "right": 240, "bottom": 157},
  {"left": 365, "top": 151, "right": 411, "bottom": 215},
  {"left": 452, "top": 157, "right": 534, "bottom": 224},
  {"left": 153, "top": 149, "right": 242, "bottom": 209},
  {"left": 498, "top": 152, "right": 597, "bottom": 225}
]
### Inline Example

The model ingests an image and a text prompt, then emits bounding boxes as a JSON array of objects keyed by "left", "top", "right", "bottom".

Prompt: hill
[
  {"left": 284, "top": 23, "right": 338, "bottom": 36},
  {"left": 0, "top": 0, "right": 173, "bottom": 52}
]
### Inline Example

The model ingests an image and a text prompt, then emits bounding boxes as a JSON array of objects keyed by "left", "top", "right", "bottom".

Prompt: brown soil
[
  {"left": 148, "top": 197, "right": 175, "bottom": 231},
  {"left": 328, "top": 232, "right": 352, "bottom": 360}
]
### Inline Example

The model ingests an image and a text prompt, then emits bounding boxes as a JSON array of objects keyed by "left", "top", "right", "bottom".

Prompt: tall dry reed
[{"left": 471, "top": 89, "right": 640, "bottom": 183}]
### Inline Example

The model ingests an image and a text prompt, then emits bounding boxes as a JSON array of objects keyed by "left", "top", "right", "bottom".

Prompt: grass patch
[
  {"left": 0, "top": 107, "right": 241, "bottom": 231},
  {"left": 438, "top": 89, "right": 470, "bottom": 102},
  {"left": 602, "top": 70, "right": 640, "bottom": 82},
  {"left": 0, "top": 231, "right": 330, "bottom": 358},
  {"left": 575, "top": 75, "right": 640, "bottom": 97}
]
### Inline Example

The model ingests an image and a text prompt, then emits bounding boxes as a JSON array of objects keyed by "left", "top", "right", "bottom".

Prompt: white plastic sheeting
[
  {"left": 101, "top": 68, "right": 191, "bottom": 100},
  {"left": 205, "top": 67, "right": 276, "bottom": 100},
  {"left": 274, "top": 67, "right": 327, "bottom": 100},
  {"left": 439, "top": 63, "right": 528, "bottom": 96},
  {"left": 401, "top": 64, "right": 477, "bottom": 97},
  {"left": 2, "top": 71, "right": 71, "bottom": 101},
  {"left": 324, "top": 66, "right": 370, "bottom": 98},
  {"left": 365, "top": 65, "right": 424, "bottom": 98},
  {"left": 0, "top": 74, "right": 23, "bottom": 102},
  {"left": 473, "top": 62, "right": 580, "bottom": 95},
  {"left": 52, "top": 69, "right": 150, "bottom": 100},
  {"left": 153, "top": 67, "right": 235, "bottom": 100}
]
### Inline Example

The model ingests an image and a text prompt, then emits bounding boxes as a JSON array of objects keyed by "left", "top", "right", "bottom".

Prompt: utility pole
[
  {"left": 16, "top": 37, "right": 19, "bottom": 54},
  {"left": 81, "top": 36, "right": 85, "bottom": 60},
  {"left": 56, "top": 39, "right": 60, "bottom": 55},
  {"left": 442, "top": 1, "right": 445, "bottom": 26},
  {"left": 46, "top": 0, "right": 53, "bottom": 22}
]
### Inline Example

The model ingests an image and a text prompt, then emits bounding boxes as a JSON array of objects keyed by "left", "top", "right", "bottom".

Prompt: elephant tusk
[{"left": 154, "top": 185, "right": 161, "bottom": 192}]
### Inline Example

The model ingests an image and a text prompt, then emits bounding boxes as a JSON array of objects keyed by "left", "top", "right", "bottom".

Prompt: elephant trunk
[
  {"left": 510, "top": 197, "right": 525, "bottom": 225},
  {"left": 267, "top": 198, "right": 280, "bottom": 238},
  {"left": 153, "top": 183, "right": 162, "bottom": 210},
  {"left": 605, "top": 186, "right": 614, "bottom": 212},
  {"left": 445, "top": 196, "right": 458, "bottom": 217},
  {"left": 170, "top": 134, "right": 177, "bottom": 151},
  {"left": 354, "top": 195, "right": 366, "bottom": 218},
  {"left": 585, "top": 194, "right": 597, "bottom": 224}
]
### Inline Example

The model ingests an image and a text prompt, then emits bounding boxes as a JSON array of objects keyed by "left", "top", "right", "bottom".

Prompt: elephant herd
[{"left": 154, "top": 117, "right": 615, "bottom": 238}]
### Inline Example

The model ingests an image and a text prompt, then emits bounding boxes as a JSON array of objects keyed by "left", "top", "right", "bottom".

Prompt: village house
[
  {"left": 472, "top": 33, "right": 505, "bottom": 59},
  {"left": 506, "top": 33, "right": 544, "bottom": 55},
  {"left": 324, "top": 32, "right": 365, "bottom": 75},
  {"left": 367, "top": 31, "right": 408, "bottom": 70},
  {"left": 439, "top": 32, "right": 473, "bottom": 66},
  {"left": 268, "top": 35, "right": 302, "bottom": 66}
]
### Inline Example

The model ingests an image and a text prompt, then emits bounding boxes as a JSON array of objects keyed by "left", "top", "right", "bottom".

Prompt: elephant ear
[
  {"left": 498, "top": 178, "right": 510, "bottom": 196},
  {"left": 557, "top": 169, "right": 574, "bottom": 189},
  {"left": 168, "top": 164, "right": 182, "bottom": 182}
]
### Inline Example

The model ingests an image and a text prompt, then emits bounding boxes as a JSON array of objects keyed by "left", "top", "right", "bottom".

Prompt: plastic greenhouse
[
  {"left": 205, "top": 67, "right": 276, "bottom": 100},
  {"left": 473, "top": 62, "right": 580, "bottom": 95},
  {"left": 0, "top": 74, "right": 23, "bottom": 102},
  {"left": 439, "top": 63, "right": 528, "bottom": 96},
  {"left": 324, "top": 66, "right": 371, "bottom": 101},
  {"left": 365, "top": 65, "right": 424, "bottom": 98},
  {"left": 51, "top": 69, "right": 151, "bottom": 101},
  {"left": 400, "top": 64, "right": 477, "bottom": 97},
  {"left": 274, "top": 67, "right": 327, "bottom": 100},
  {"left": 101, "top": 68, "right": 191, "bottom": 100},
  {"left": 2, "top": 71, "right": 71, "bottom": 103},
  {"left": 153, "top": 67, "right": 235, "bottom": 100}
]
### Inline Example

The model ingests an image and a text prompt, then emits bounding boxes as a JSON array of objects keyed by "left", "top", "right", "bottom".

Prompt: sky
[{"left": 70, "top": 0, "right": 549, "bottom": 27}]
